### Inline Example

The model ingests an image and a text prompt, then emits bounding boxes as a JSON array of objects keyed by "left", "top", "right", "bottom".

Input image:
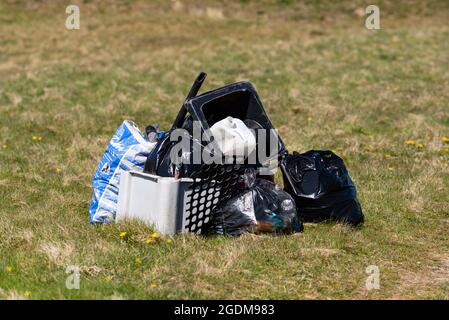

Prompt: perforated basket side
[{"left": 182, "top": 164, "right": 251, "bottom": 233}]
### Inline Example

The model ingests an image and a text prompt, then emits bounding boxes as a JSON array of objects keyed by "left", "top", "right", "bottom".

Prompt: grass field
[{"left": 0, "top": 0, "right": 448, "bottom": 299}]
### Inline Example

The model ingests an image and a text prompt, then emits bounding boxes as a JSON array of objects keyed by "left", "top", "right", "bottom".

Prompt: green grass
[{"left": 0, "top": 0, "right": 448, "bottom": 299}]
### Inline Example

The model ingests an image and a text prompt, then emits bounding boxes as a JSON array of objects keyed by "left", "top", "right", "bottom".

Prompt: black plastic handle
[{"left": 171, "top": 71, "right": 207, "bottom": 130}]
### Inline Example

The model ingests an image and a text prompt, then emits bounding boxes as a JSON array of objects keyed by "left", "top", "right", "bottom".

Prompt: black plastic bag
[
  {"left": 144, "top": 128, "right": 208, "bottom": 178},
  {"left": 252, "top": 179, "right": 303, "bottom": 234},
  {"left": 281, "top": 150, "right": 364, "bottom": 226},
  {"left": 209, "top": 172, "right": 303, "bottom": 236},
  {"left": 208, "top": 191, "right": 257, "bottom": 236}
]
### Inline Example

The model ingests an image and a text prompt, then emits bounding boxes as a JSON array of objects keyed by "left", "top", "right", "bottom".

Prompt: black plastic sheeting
[{"left": 281, "top": 150, "right": 364, "bottom": 226}]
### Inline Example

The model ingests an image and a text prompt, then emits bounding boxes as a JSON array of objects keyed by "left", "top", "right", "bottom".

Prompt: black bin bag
[
  {"left": 144, "top": 128, "right": 207, "bottom": 178},
  {"left": 208, "top": 191, "right": 257, "bottom": 236},
  {"left": 209, "top": 170, "right": 303, "bottom": 236},
  {"left": 252, "top": 178, "right": 303, "bottom": 234},
  {"left": 281, "top": 150, "right": 364, "bottom": 226}
]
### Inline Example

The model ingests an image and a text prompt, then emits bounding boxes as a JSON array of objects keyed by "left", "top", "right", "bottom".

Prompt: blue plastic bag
[{"left": 89, "top": 120, "right": 157, "bottom": 223}]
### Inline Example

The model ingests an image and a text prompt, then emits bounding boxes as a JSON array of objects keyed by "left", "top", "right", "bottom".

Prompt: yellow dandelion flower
[
  {"left": 165, "top": 239, "right": 173, "bottom": 244},
  {"left": 405, "top": 140, "right": 415, "bottom": 146},
  {"left": 441, "top": 137, "right": 449, "bottom": 143},
  {"left": 417, "top": 143, "right": 424, "bottom": 149},
  {"left": 2, "top": 144, "right": 7, "bottom": 150},
  {"left": 388, "top": 167, "right": 395, "bottom": 172},
  {"left": 5, "top": 266, "right": 13, "bottom": 273},
  {"left": 24, "top": 291, "right": 32, "bottom": 297},
  {"left": 32, "top": 135, "right": 42, "bottom": 142},
  {"left": 56, "top": 168, "right": 63, "bottom": 173},
  {"left": 119, "top": 231, "right": 127, "bottom": 238},
  {"left": 151, "top": 231, "right": 159, "bottom": 239},
  {"left": 135, "top": 257, "right": 142, "bottom": 265},
  {"left": 150, "top": 283, "right": 157, "bottom": 289},
  {"left": 146, "top": 238, "right": 155, "bottom": 244}
]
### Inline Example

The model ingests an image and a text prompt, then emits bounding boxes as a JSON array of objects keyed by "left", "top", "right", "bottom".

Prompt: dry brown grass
[{"left": 0, "top": 0, "right": 448, "bottom": 299}]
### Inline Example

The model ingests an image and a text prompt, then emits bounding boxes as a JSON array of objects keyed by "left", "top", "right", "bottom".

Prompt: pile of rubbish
[{"left": 89, "top": 72, "right": 363, "bottom": 235}]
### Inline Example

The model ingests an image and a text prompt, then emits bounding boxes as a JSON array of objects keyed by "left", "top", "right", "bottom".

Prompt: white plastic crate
[
  {"left": 117, "top": 171, "right": 195, "bottom": 234},
  {"left": 117, "top": 170, "right": 225, "bottom": 235}
]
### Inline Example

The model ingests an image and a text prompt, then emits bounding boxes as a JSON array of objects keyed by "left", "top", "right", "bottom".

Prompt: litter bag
[
  {"left": 209, "top": 172, "right": 303, "bottom": 236},
  {"left": 145, "top": 117, "right": 257, "bottom": 178},
  {"left": 252, "top": 179, "right": 302, "bottom": 233},
  {"left": 144, "top": 128, "right": 207, "bottom": 178},
  {"left": 89, "top": 120, "right": 157, "bottom": 223},
  {"left": 281, "top": 150, "right": 364, "bottom": 226},
  {"left": 208, "top": 191, "right": 257, "bottom": 236}
]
